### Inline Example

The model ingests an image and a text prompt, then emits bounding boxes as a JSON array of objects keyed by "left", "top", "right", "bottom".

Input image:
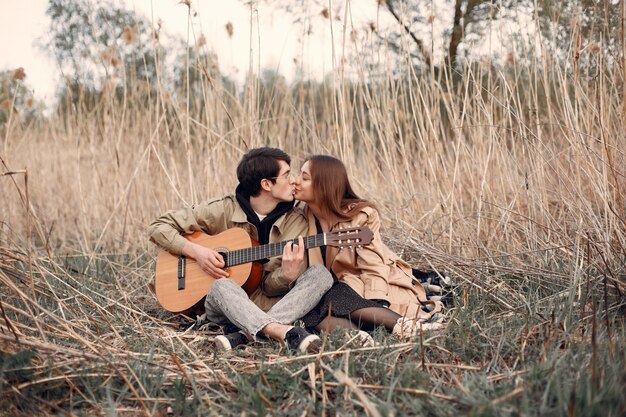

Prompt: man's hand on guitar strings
[
  {"left": 184, "top": 241, "right": 229, "bottom": 278},
  {"left": 281, "top": 236, "right": 305, "bottom": 282}
]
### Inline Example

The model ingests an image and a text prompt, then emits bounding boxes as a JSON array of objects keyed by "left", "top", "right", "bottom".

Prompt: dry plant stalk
[{"left": 0, "top": 4, "right": 624, "bottom": 415}]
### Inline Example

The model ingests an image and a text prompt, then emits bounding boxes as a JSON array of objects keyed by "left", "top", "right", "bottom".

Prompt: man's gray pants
[{"left": 204, "top": 264, "right": 332, "bottom": 339}]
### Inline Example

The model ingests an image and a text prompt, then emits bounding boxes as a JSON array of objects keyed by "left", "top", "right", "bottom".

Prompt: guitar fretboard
[{"left": 223, "top": 234, "right": 326, "bottom": 267}]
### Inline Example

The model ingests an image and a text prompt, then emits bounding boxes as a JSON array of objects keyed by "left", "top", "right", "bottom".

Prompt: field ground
[{"left": 1, "top": 54, "right": 625, "bottom": 415}]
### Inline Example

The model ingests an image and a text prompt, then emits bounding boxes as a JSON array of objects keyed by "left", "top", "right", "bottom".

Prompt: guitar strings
[
  {"left": 224, "top": 234, "right": 322, "bottom": 266},
  {"left": 223, "top": 229, "right": 365, "bottom": 266}
]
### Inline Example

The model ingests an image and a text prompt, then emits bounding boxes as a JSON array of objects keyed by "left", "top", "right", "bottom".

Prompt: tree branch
[{"left": 384, "top": 0, "right": 431, "bottom": 66}]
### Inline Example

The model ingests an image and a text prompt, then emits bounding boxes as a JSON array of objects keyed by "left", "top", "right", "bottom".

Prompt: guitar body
[
  {"left": 154, "top": 228, "right": 263, "bottom": 313},
  {"left": 153, "top": 225, "right": 373, "bottom": 314}
]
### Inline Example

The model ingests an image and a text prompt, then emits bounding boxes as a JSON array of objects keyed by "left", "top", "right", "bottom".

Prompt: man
[{"left": 148, "top": 147, "right": 333, "bottom": 353}]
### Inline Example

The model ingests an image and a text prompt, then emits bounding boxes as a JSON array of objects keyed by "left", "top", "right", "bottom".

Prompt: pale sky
[
  {"left": 1, "top": 0, "right": 56, "bottom": 101},
  {"left": 0, "top": 0, "right": 385, "bottom": 107},
  {"left": 0, "top": 0, "right": 531, "bottom": 109}
]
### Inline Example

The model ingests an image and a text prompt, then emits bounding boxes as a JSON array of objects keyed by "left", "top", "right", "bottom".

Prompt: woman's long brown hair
[{"left": 307, "top": 155, "right": 374, "bottom": 221}]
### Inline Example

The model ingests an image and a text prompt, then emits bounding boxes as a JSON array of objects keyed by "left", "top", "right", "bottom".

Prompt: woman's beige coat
[{"left": 303, "top": 204, "right": 430, "bottom": 319}]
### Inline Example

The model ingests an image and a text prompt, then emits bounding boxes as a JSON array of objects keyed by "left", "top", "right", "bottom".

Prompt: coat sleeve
[
  {"left": 147, "top": 200, "right": 225, "bottom": 255},
  {"left": 260, "top": 213, "right": 310, "bottom": 297},
  {"left": 351, "top": 209, "right": 392, "bottom": 302}
]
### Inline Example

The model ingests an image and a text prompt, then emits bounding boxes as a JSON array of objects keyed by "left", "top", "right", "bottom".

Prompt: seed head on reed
[
  {"left": 121, "top": 25, "right": 137, "bottom": 45},
  {"left": 225, "top": 22, "right": 234, "bottom": 38},
  {"left": 507, "top": 51, "right": 516, "bottom": 65},
  {"left": 197, "top": 34, "right": 206, "bottom": 48},
  {"left": 153, "top": 20, "right": 162, "bottom": 43},
  {"left": 100, "top": 46, "right": 120, "bottom": 67},
  {"left": 13, "top": 67, "right": 26, "bottom": 80},
  {"left": 321, "top": 8, "right": 329, "bottom": 19}
]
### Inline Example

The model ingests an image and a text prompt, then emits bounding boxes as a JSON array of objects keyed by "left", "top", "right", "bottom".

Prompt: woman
[{"left": 294, "top": 155, "right": 443, "bottom": 340}]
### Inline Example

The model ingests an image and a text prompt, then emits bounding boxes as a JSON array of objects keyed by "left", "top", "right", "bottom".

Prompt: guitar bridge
[{"left": 177, "top": 256, "right": 186, "bottom": 290}]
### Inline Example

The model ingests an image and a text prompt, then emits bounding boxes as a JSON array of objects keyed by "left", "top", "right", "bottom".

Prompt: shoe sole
[
  {"left": 213, "top": 335, "right": 232, "bottom": 352},
  {"left": 297, "top": 335, "right": 321, "bottom": 354},
  {"left": 356, "top": 330, "right": 375, "bottom": 347}
]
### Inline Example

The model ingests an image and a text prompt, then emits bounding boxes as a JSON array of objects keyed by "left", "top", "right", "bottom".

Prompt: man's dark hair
[{"left": 237, "top": 147, "right": 291, "bottom": 197}]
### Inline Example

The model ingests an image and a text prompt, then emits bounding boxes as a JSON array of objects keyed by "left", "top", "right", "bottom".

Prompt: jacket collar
[
  {"left": 232, "top": 186, "right": 294, "bottom": 240},
  {"left": 231, "top": 200, "right": 291, "bottom": 230},
  {"left": 230, "top": 200, "right": 249, "bottom": 224}
]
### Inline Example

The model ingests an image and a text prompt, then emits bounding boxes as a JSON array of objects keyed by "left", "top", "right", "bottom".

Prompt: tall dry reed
[{"left": 0, "top": 4, "right": 624, "bottom": 415}]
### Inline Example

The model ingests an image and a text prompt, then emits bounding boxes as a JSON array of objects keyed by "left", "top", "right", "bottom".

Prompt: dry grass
[{"left": 0, "top": 8, "right": 625, "bottom": 416}]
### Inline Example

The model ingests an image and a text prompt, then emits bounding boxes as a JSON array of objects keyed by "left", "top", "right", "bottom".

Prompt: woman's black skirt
[{"left": 301, "top": 281, "right": 383, "bottom": 328}]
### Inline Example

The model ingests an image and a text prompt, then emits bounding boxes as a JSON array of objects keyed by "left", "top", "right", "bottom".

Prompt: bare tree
[{"left": 258, "top": 0, "right": 523, "bottom": 69}]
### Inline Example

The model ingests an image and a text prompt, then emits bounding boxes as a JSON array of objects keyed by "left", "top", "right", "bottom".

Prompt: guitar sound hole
[{"left": 219, "top": 252, "right": 229, "bottom": 265}]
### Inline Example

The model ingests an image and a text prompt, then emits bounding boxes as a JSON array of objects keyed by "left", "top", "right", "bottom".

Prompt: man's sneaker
[
  {"left": 214, "top": 331, "right": 249, "bottom": 352},
  {"left": 285, "top": 327, "right": 321, "bottom": 354}
]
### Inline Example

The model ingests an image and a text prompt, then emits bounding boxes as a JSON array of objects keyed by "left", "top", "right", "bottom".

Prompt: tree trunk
[
  {"left": 447, "top": 0, "right": 486, "bottom": 68},
  {"left": 448, "top": 0, "right": 465, "bottom": 67}
]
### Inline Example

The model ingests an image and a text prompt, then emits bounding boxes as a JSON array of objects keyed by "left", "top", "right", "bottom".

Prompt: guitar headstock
[{"left": 325, "top": 226, "right": 374, "bottom": 248}]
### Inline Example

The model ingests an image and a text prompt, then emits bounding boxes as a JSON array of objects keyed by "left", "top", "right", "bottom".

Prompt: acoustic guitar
[{"left": 154, "top": 226, "right": 373, "bottom": 313}]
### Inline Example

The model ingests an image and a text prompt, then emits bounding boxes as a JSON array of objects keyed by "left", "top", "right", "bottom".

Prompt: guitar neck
[{"left": 223, "top": 234, "right": 326, "bottom": 267}]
